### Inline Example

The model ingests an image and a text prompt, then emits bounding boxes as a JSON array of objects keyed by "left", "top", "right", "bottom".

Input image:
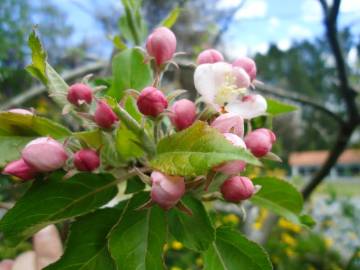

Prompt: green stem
[{"left": 114, "top": 105, "right": 156, "bottom": 157}]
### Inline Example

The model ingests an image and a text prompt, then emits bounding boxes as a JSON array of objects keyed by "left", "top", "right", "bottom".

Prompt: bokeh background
[{"left": 1, "top": 0, "right": 360, "bottom": 269}]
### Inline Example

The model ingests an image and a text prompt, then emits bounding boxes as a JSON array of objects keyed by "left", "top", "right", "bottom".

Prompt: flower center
[{"left": 214, "top": 73, "right": 246, "bottom": 105}]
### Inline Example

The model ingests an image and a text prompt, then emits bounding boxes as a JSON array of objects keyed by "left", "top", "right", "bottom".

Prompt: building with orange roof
[{"left": 289, "top": 149, "right": 360, "bottom": 179}]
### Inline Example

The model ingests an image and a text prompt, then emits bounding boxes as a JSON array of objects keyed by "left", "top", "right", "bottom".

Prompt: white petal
[
  {"left": 225, "top": 94, "right": 267, "bottom": 119},
  {"left": 194, "top": 62, "right": 233, "bottom": 104}
]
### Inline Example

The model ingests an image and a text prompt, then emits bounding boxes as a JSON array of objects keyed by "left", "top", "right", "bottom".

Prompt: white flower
[
  {"left": 194, "top": 62, "right": 267, "bottom": 119},
  {"left": 225, "top": 94, "right": 267, "bottom": 119},
  {"left": 194, "top": 62, "right": 250, "bottom": 107}
]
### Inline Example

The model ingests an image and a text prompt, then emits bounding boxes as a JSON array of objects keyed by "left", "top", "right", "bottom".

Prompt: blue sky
[{"left": 39, "top": 0, "right": 360, "bottom": 59}]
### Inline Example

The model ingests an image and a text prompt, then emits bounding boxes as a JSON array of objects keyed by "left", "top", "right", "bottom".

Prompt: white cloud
[
  {"left": 253, "top": 42, "right": 269, "bottom": 54},
  {"left": 217, "top": 0, "right": 242, "bottom": 10},
  {"left": 234, "top": 0, "right": 268, "bottom": 20},
  {"left": 289, "top": 24, "right": 312, "bottom": 39},
  {"left": 347, "top": 47, "right": 358, "bottom": 66},
  {"left": 340, "top": 0, "right": 360, "bottom": 13},
  {"left": 301, "top": 0, "right": 323, "bottom": 22},
  {"left": 269, "top": 17, "right": 280, "bottom": 28},
  {"left": 277, "top": 39, "right": 292, "bottom": 51}
]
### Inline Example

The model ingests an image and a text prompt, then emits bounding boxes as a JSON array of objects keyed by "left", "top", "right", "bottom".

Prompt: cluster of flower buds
[
  {"left": 193, "top": 48, "right": 276, "bottom": 203},
  {"left": 2, "top": 134, "right": 101, "bottom": 181}
]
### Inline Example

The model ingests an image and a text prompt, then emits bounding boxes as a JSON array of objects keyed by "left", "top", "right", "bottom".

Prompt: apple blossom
[
  {"left": 170, "top": 99, "right": 197, "bottom": 130},
  {"left": 73, "top": 149, "right": 100, "bottom": 172},
  {"left": 233, "top": 57, "right": 257, "bottom": 81},
  {"left": 2, "top": 158, "right": 37, "bottom": 180},
  {"left": 94, "top": 100, "right": 118, "bottom": 129},
  {"left": 146, "top": 27, "right": 177, "bottom": 66},
  {"left": 22, "top": 137, "right": 68, "bottom": 172},
  {"left": 151, "top": 171, "right": 185, "bottom": 210},
  {"left": 225, "top": 94, "right": 267, "bottom": 119},
  {"left": 193, "top": 62, "right": 250, "bottom": 109},
  {"left": 214, "top": 133, "right": 246, "bottom": 175},
  {"left": 197, "top": 49, "right": 224, "bottom": 64},
  {"left": 211, "top": 112, "right": 244, "bottom": 137},
  {"left": 137, "top": 87, "right": 168, "bottom": 117},
  {"left": 221, "top": 176, "right": 255, "bottom": 202},
  {"left": 245, "top": 128, "right": 276, "bottom": 157},
  {"left": 67, "top": 83, "right": 93, "bottom": 106}
]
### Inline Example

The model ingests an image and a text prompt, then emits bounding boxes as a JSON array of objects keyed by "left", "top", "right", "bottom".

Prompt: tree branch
[
  {"left": 0, "top": 62, "right": 107, "bottom": 110},
  {"left": 254, "top": 82, "right": 344, "bottom": 124},
  {"left": 302, "top": 0, "right": 359, "bottom": 200}
]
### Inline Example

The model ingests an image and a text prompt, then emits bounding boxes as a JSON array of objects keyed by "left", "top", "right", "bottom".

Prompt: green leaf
[
  {"left": 125, "top": 176, "right": 145, "bottom": 194},
  {"left": 0, "top": 112, "right": 71, "bottom": 139},
  {"left": 107, "top": 48, "right": 152, "bottom": 100},
  {"left": 0, "top": 136, "right": 36, "bottom": 167},
  {"left": 168, "top": 195, "right": 214, "bottom": 251},
  {"left": 45, "top": 208, "right": 120, "bottom": 270},
  {"left": 266, "top": 98, "right": 297, "bottom": 116},
  {"left": 25, "top": 30, "right": 47, "bottom": 85},
  {"left": 45, "top": 63, "right": 69, "bottom": 106},
  {"left": 0, "top": 112, "right": 71, "bottom": 167},
  {"left": 251, "top": 177, "right": 307, "bottom": 226},
  {"left": 203, "top": 227, "right": 272, "bottom": 270},
  {"left": 73, "top": 130, "right": 103, "bottom": 149},
  {"left": 160, "top": 7, "right": 180, "bottom": 28},
  {"left": 150, "top": 121, "right": 260, "bottom": 176},
  {"left": 108, "top": 192, "right": 166, "bottom": 270},
  {"left": 0, "top": 172, "right": 119, "bottom": 246},
  {"left": 112, "top": 35, "right": 127, "bottom": 51}
]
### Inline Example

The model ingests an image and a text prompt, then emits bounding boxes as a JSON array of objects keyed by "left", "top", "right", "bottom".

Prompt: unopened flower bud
[
  {"left": 137, "top": 87, "right": 168, "bottom": 117},
  {"left": 8, "top": 108, "right": 33, "bottom": 115},
  {"left": 245, "top": 128, "right": 276, "bottom": 157},
  {"left": 232, "top": 57, "right": 257, "bottom": 81},
  {"left": 67, "top": 83, "right": 93, "bottom": 106},
  {"left": 2, "top": 158, "right": 37, "bottom": 180},
  {"left": 74, "top": 149, "right": 100, "bottom": 172},
  {"left": 221, "top": 176, "right": 255, "bottom": 202},
  {"left": 146, "top": 27, "right": 177, "bottom": 66},
  {"left": 170, "top": 99, "right": 196, "bottom": 130},
  {"left": 22, "top": 137, "right": 68, "bottom": 172},
  {"left": 196, "top": 49, "right": 224, "bottom": 65},
  {"left": 94, "top": 100, "right": 118, "bottom": 129},
  {"left": 0, "top": 260, "right": 14, "bottom": 270},
  {"left": 151, "top": 171, "right": 185, "bottom": 210},
  {"left": 214, "top": 133, "right": 246, "bottom": 175},
  {"left": 211, "top": 113, "right": 244, "bottom": 137}
]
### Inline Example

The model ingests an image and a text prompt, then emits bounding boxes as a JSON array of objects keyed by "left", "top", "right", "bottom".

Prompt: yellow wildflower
[
  {"left": 196, "top": 257, "right": 203, "bottom": 267},
  {"left": 170, "top": 267, "right": 182, "bottom": 270},
  {"left": 324, "top": 237, "right": 333, "bottom": 248},
  {"left": 285, "top": 247, "right": 295, "bottom": 258},
  {"left": 171, "top": 241, "right": 183, "bottom": 250},
  {"left": 223, "top": 214, "right": 239, "bottom": 225},
  {"left": 278, "top": 218, "right": 302, "bottom": 233},
  {"left": 281, "top": 233, "right": 297, "bottom": 247}
]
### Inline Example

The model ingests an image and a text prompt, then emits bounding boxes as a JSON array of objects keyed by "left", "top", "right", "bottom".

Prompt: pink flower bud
[
  {"left": 137, "top": 87, "right": 168, "bottom": 117},
  {"left": 74, "top": 149, "right": 100, "bottom": 172},
  {"left": 22, "top": 137, "right": 68, "bottom": 172},
  {"left": 0, "top": 260, "right": 14, "bottom": 270},
  {"left": 151, "top": 171, "right": 185, "bottom": 210},
  {"left": 2, "top": 158, "right": 37, "bottom": 180},
  {"left": 67, "top": 83, "right": 93, "bottom": 106},
  {"left": 8, "top": 108, "right": 33, "bottom": 115},
  {"left": 211, "top": 113, "right": 244, "bottom": 137},
  {"left": 196, "top": 49, "right": 224, "bottom": 65},
  {"left": 146, "top": 27, "right": 177, "bottom": 66},
  {"left": 244, "top": 128, "right": 276, "bottom": 157},
  {"left": 232, "top": 57, "right": 257, "bottom": 81},
  {"left": 221, "top": 176, "right": 255, "bottom": 202},
  {"left": 214, "top": 133, "right": 246, "bottom": 175},
  {"left": 170, "top": 99, "right": 196, "bottom": 130},
  {"left": 94, "top": 100, "right": 118, "bottom": 129}
]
